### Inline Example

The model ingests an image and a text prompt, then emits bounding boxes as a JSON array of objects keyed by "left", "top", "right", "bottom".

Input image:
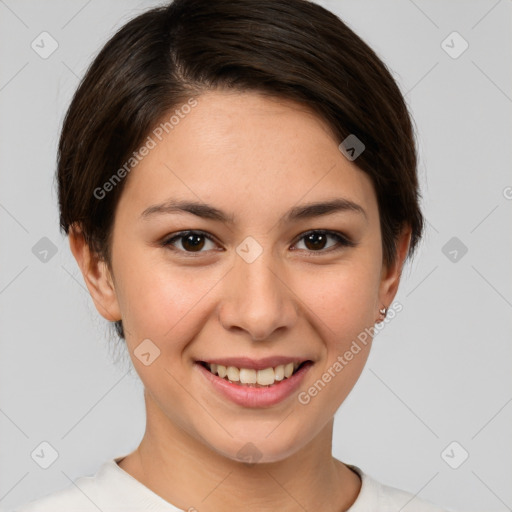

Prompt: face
[{"left": 73, "top": 90, "right": 408, "bottom": 463}]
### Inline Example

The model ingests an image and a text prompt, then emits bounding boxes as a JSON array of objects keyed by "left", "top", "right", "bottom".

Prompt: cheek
[
  {"left": 115, "top": 254, "right": 222, "bottom": 343},
  {"left": 294, "top": 260, "right": 380, "bottom": 336},
  {"left": 292, "top": 268, "right": 377, "bottom": 416}
]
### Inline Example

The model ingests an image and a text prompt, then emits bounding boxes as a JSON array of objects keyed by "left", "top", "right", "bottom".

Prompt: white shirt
[{"left": 14, "top": 455, "right": 449, "bottom": 512}]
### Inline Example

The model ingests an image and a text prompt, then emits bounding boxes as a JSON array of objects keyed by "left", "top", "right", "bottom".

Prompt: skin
[{"left": 69, "top": 90, "right": 411, "bottom": 511}]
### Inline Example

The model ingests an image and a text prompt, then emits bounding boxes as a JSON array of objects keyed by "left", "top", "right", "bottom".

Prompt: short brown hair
[{"left": 57, "top": 0, "right": 424, "bottom": 340}]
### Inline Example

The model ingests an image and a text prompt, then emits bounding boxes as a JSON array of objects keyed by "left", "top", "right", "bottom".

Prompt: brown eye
[
  {"left": 162, "top": 231, "right": 217, "bottom": 253},
  {"left": 303, "top": 232, "right": 330, "bottom": 251},
  {"left": 293, "top": 230, "right": 355, "bottom": 253}
]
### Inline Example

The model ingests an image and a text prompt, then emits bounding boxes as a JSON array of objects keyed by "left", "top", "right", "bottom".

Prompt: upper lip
[{"left": 196, "top": 356, "right": 312, "bottom": 371}]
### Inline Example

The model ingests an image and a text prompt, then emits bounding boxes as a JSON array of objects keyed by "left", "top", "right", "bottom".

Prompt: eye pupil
[
  {"left": 182, "top": 233, "right": 205, "bottom": 252},
  {"left": 304, "top": 232, "right": 327, "bottom": 251}
]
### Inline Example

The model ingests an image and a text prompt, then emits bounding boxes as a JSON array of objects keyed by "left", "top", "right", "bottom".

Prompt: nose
[{"left": 218, "top": 250, "right": 298, "bottom": 341}]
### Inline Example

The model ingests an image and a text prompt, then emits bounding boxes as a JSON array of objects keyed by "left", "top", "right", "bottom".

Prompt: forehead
[{"left": 115, "top": 90, "right": 378, "bottom": 225}]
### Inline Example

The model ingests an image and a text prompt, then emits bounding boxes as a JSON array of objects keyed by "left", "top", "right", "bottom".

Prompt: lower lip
[{"left": 195, "top": 361, "right": 313, "bottom": 408}]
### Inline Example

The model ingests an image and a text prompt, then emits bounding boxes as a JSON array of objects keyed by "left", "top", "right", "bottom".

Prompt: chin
[{"left": 207, "top": 430, "right": 308, "bottom": 465}]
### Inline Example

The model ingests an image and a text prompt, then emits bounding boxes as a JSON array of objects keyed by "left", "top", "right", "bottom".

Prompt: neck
[{"left": 118, "top": 390, "right": 361, "bottom": 512}]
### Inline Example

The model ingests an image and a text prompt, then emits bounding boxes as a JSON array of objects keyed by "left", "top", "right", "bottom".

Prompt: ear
[
  {"left": 68, "top": 224, "right": 121, "bottom": 322},
  {"left": 377, "top": 225, "right": 412, "bottom": 315}
]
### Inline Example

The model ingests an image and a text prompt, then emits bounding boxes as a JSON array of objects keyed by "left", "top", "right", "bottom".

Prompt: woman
[{"left": 16, "top": 0, "right": 450, "bottom": 510}]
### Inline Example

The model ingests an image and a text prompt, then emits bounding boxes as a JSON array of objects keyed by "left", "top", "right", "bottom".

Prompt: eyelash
[{"left": 161, "top": 229, "right": 356, "bottom": 256}]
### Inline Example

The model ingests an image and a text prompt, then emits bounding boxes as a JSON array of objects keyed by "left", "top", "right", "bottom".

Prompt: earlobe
[
  {"left": 68, "top": 224, "right": 122, "bottom": 323},
  {"left": 377, "top": 226, "right": 412, "bottom": 318}
]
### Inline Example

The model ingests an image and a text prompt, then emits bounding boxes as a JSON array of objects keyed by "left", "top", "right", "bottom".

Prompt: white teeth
[
  {"left": 256, "top": 367, "right": 275, "bottom": 386},
  {"left": 226, "top": 366, "right": 240, "bottom": 382},
  {"left": 205, "top": 361, "right": 304, "bottom": 386},
  {"left": 274, "top": 365, "right": 285, "bottom": 381},
  {"left": 239, "top": 368, "right": 257, "bottom": 384}
]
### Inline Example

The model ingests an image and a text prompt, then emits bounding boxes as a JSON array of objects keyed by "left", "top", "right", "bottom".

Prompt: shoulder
[
  {"left": 13, "top": 457, "right": 183, "bottom": 512},
  {"left": 347, "top": 465, "right": 452, "bottom": 512},
  {"left": 13, "top": 472, "right": 100, "bottom": 512}
]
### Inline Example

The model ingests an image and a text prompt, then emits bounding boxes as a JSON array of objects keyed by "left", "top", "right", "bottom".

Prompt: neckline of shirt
[{"left": 100, "top": 455, "right": 377, "bottom": 510}]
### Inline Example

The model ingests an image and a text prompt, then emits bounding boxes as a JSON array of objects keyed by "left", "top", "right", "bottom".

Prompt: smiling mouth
[{"left": 198, "top": 360, "right": 312, "bottom": 387}]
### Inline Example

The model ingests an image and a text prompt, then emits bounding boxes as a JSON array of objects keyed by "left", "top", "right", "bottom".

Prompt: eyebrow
[{"left": 140, "top": 197, "right": 367, "bottom": 224}]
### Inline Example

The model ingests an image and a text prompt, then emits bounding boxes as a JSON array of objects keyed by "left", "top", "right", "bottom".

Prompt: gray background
[{"left": 1, "top": 1, "right": 511, "bottom": 511}]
